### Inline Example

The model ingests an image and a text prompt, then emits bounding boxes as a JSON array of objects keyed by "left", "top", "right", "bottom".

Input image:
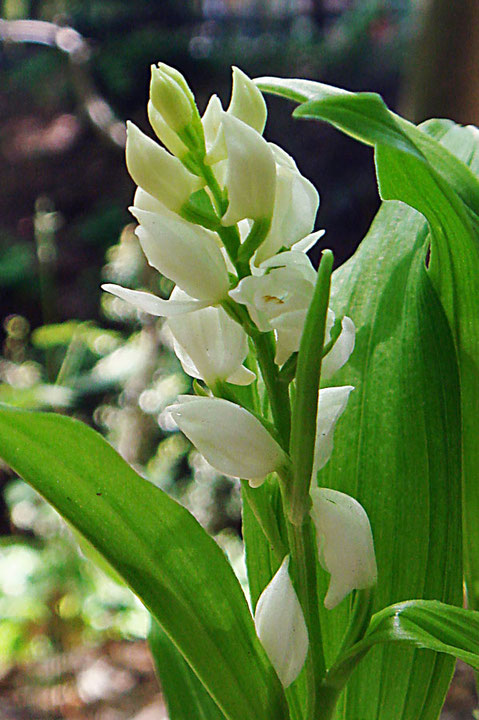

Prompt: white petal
[
  {"left": 273, "top": 310, "right": 308, "bottom": 365},
  {"left": 254, "top": 556, "right": 309, "bottom": 688},
  {"left": 324, "top": 308, "right": 336, "bottom": 345},
  {"left": 168, "top": 396, "right": 285, "bottom": 480},
  {"left": 133, "top": 187, "right": 168, "bottom": 214},
  {"left": 269, "top": 143, "right": 298, "bottom": 170},
  {"left": 228, "top": 66, "right": 267, "bottom": 134},
  {"left": 125, "top": 122, "right": 202, "bottom": 211},
  {"left": 202, "top": 94, "right": 227, "bottom": 164},
  {"left": 102, "top": 284, "right": 208, "bottom": 317},
  {"left": 291, "top": 229, "right": 326, "bottom": 254},
  {"left": 229, "top": 276, "right": 273, "bottom": 332},
  {"left": 259, "top": 250, "right": 317, "bottom": 285},
  {"left": 221, "top": 114, "right": 276, "bottom": 225},
  {"left": 321, "top": 317, "right": 356, "bottom": 380},
  {"left": 226, "top": 365, "right": 256, "bottom": 385},
  {"left": 313, "top": 386, "right": 354, "bottom": 477},
  {"left": 310, "top": 488, "right": 377, "bottom": 609},
  {"left": 168, "top": 332, "right": 202, "bottom": 380},
  {"left": 131, "top": 208, "right": 229, "bottom": 303},
  {"left": 230, "top": 256, "right": 315, "bottom": 342},
  {"left": 166, "top": 304, "right": 252, "bottom": 386},
  {"left": 254, "top": 164, "right": 319, "bottom": 265}
]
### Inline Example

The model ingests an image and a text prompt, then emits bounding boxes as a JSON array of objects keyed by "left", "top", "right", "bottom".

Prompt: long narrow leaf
[
  {"left": 0, "top": 406, "right": 288, "bottom": 720},
  {"left": 148, "top": 619, "right": 227, "bottom": 720},
  {"left": 336, "top": 600, "right": 479, "bottom": 674}
]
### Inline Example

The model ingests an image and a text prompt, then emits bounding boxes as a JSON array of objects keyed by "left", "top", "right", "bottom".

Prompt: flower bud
[
  {"left": 165, "top": 293, "right": 255, "bottom": 386},
  {"left": 228, "top": 66, "right": 267, "bottom": 135},
  {"left": 167, "top": 396, "right": 287, "bottom": 483},
  {"left": 310, "top": 488, "right": 377, "bottom": 609},
  {"left": 150, "top": 65, "right": 194, "bottom": 133},
  {"left": 321, "top": 315, "right": 356, "bottom": 380},
  {"left": 254, "top": 556, "right": 308, "bottom": 688},
  {"left": 313, "top": 386, "right": 354, "bottom": 477},
  {"left": 125, "top": 122, "right": 203, "bottom": 212},
  {"left": 221, "top": 114, "right": 276, "bottom": 225},
  {"left": 202, "top": 94, "right": 228, "bottom": 164},
  {"left": 157, "top": 63, "right": 196, "bottom": 109},
  {"left": 148, "top": 100, "right": 189, "bottom": 158},
  {"left": 130, "top": 206, "right": 229, "bottom": 303}
]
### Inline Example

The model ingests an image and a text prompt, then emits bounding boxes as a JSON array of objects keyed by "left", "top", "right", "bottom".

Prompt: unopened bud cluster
[{"left": 102, "top": 64, "right": 377, "bottom": 690}]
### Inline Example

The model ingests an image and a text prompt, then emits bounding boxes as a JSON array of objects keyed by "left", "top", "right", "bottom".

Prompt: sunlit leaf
[
  {"left": 0, "top": 406, "right": 288, "bottom": 720},
  {"left": 256, "top": 77, "right": 468, "bottom": 720}
]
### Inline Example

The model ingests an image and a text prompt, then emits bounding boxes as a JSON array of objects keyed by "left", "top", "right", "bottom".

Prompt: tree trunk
[{"left": 399, "top": 0, "right": 479, "bottom": 125}]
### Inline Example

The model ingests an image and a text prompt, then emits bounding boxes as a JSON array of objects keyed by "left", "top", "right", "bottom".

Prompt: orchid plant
[{"left": 2, "top": 64, "right": 479, "bottom": 720}]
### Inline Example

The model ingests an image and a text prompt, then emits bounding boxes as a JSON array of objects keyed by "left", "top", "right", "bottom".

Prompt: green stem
[
  {"left": 221, "top": 297, "right": 256, "bottom": 335},
  {"left": 217, "top": 224, "right": 242, "bottom": 267},
  {"left": 315, "top": 643, "right": 370, "bottom": 720},
  {"left": 336, "top": 589, "right": 374, "bottom": 660},
  {"left": 289, "top": 250, "right": 334, "bottom": 524},
  {"left": 253, "top": 331, "right": 291, "bottom": 450},
  {"left": 236, "top": 217, "right": 271, "bottom": 274},
  {"left": 315, "top": 590, "right": 375, "bottom": 719},
  {"left": 285, "top": 513, "right": 326, "bottom": 720},
  {"left": 278, "top": 353, "right": 298, "bottom": 384},
  {"left": 199, "top": 161, "right": 228, "bottom": 216}
]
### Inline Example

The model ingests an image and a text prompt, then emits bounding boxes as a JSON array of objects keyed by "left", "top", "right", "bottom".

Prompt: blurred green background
[{"left": 0, "top": 1, "right": 477, "bottom": 717}]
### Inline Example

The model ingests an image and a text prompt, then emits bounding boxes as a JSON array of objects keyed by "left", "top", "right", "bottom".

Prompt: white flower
[
  {"left": 313, "top": 386, "right": 354, "bottom": 477},
  {"left": 227, "top": 66, "right": 267, "bottom": 135},
  {"left": 310, "top": 488, "right": 377, "bottom": 609},
  {"left": 125, "top": 122, "right": 203, "bottom": 212},
  {"left": 254, "top": 145, "right": 320, "bottom": 265},
  {"left": 221, "top": 114, "right": 276, "bottom": 226},
  {"left": 322, "top": 315, "right": 356, "bottom": 380},
  {"left": 165, "top": 291, "right": 255, "bottom": 386},
  {"left": 230, "top": 251, "right": 316, "bottom": 365},
  {"left": 129, "top": 205, "right": 229, "bottom": 303},
  {"left": 167, "top": 396, "right": 287, "bottom": 484},
  {"left": 254, "top": 556, "right": 308, "bottom": 688}
]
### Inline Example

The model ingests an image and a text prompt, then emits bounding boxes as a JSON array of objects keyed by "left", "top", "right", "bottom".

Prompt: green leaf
[
  {"left": 320, "top": 599, "right": 479, "bottom": 720},
  {"left": 0, "top": 406, "right": 288, "bottom": 720},
  {"left": 257, "top": 77, "right": 469, "bottom": 719},
  {"left": 335, "top": 600, "right": 479, "bottom": 676},
  {"left": 296, "top": 88, "right": 479, "bottom": 617},
  {"left": 289, "top": 249, "right": 333, "bottom": 523},
  {"left": 256, "top": 76, "right": 479, "bottom": 614},
  {"left": 149, "top": 618, "right": 227, "bottom": 720},
  {"left": 328, "top": 221, "right": 461, "bottom": 720}
]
